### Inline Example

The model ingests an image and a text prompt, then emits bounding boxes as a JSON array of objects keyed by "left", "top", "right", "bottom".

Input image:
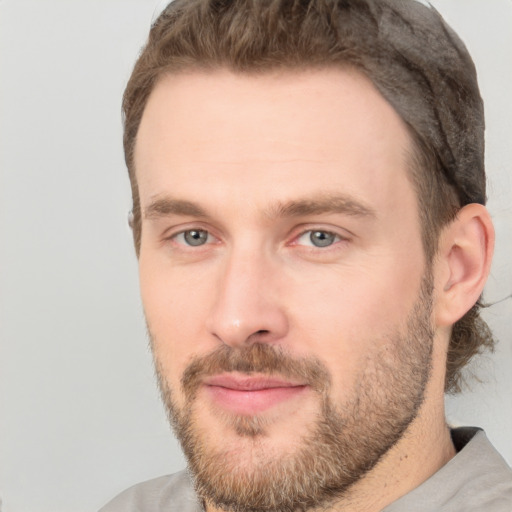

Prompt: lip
[{"left": 202, "top": 373, "right": 308, "bottom": 415}]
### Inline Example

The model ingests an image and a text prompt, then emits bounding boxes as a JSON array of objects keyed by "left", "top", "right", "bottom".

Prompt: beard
[{"left": 151, "top": 273, "right": 434, "bottom": 512}]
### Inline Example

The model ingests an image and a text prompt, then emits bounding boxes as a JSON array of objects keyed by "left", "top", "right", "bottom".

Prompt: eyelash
[
  {"left": 167, "top": 227, "right": 348, "bottom": 251},
  {"left": 293, "top": 229, "right": 345, "bottom": 249},
  {"left": 163, "top": 228, "right": 219, "bottom": 255}
]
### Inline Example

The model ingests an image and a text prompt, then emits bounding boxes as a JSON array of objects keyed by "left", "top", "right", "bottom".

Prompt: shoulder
[
  {"left": 99, "top": 470, "right": 201, "bottom": 512},
  {"left": 453, "top": 428, "right": 512, "bottom": 512},
  {"left": 386, "top": 428, "right": 512, "bottom": 512}
]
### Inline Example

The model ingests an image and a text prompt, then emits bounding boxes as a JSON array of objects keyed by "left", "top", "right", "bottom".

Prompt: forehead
[{"left": 134, "top": 67, "right": 416, "bottom": 217}]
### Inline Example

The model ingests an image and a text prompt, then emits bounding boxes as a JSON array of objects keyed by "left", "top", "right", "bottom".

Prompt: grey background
[{"left": 0, "top": 1, "right": 510, "bottom": 511}]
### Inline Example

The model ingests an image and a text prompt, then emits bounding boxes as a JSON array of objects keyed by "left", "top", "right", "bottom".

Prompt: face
[{"left": 135, "top": 68, "right": 434, "bottom": 511}]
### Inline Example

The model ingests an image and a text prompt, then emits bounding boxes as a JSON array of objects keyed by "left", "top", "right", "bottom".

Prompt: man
[{"left": 101, "top": 0, "right": 512, "bottom": 511}]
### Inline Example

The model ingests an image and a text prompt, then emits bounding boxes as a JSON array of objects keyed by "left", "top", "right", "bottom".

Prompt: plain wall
[{"left": 0, "top": 1, "right": 510, "bottom": 511}]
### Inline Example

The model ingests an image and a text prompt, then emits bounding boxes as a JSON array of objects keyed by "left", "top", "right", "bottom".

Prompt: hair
[{"left": 122, "top": 0, "right": 494, "bottom": 393}]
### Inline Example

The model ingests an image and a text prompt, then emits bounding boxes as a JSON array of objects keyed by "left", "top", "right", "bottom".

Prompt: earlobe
[{"left": 435, "top": 204, "right": 494, "bottom": 327}]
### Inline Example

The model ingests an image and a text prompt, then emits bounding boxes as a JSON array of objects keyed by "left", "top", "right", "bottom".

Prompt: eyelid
[
  {"left": 295, "top": 230, "right": 341, "bottom": 247},
  {"left": 288, "top": 224, "right": 353, "bottom": 246},
  {"left": 162, "top": 223, "right": 220, "bottom": 246},
  {"left": 160, "top": 222, "right": 351, "bottom": 250},
  {"left": 173, "top": 229, "right": 212, "bottom": 247}
]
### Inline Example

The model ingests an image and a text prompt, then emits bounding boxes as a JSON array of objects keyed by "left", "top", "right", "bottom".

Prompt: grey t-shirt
[{"left": 100, "top": 428, "right": 512, "bottom": 512}]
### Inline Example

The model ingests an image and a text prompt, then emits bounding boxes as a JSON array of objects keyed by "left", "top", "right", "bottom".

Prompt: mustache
[{"left": 181, "top": 343, "right": 331, "bottom": 399}]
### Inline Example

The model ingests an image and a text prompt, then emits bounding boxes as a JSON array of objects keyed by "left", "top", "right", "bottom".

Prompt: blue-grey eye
[
  {"left": 183, "top": 229, "right": 209, "bottom": 246},
  {"left": 309, "top": 230, "right": 337, "bottom": 247}
]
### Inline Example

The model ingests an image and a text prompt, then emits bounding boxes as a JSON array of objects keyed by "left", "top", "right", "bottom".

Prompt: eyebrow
[
  {"left": 266, "top": 194, "right": 376, "bottom": 219},
  {"left": 144, "top": 198, "right": 209, "bottom": 219},
  {"left": 143, "top": 193, "right": 376, "bottom": 221}
]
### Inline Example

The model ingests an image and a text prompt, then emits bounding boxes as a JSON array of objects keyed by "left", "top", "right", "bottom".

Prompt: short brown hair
[{"left": 122, "top": 0, "right": 494, "bottom": 393}]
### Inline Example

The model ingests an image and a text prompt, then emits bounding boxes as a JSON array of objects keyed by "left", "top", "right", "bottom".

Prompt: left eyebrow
[{"left": 265, "top": 193, "right": 376, "bottom": 220}]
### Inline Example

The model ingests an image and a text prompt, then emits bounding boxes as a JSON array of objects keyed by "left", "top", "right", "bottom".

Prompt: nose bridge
[{"left": 207, "top": 241, "right": 287, "bottom": 346}]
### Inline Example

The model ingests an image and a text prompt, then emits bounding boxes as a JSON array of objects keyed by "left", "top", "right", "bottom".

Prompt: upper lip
[{"left": 203, "top": 373, "right": 306, "bottom": 391}]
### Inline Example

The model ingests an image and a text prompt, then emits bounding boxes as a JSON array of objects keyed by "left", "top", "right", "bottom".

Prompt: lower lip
[{"left": 205, "top": 385, "right": 307, "bottom": 415}]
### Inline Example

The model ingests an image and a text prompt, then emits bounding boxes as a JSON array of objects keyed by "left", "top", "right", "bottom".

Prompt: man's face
[{"left": 135, "top": 68, "right": 435, "bottom": 511}]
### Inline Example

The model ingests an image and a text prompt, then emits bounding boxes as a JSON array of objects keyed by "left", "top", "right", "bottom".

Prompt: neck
[
  {"left": 327, "top": 402, "right": 455, "bottom": 512},
  {"left": 316, "top": 354, "right": 456, "bottom": 512}
]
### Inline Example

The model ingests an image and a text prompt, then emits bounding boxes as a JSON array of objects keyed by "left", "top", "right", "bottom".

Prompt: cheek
[
  {"left": 139, "top": 257, "right": 214, "bottom": 393},
  {"left": 286, "top": 261, "right": 424, "bottom": 399}
]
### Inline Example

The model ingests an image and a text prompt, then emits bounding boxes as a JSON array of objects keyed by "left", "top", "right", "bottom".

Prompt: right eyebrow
[{"left": 143, "top": 197, "right": 209, "bottom": 220}]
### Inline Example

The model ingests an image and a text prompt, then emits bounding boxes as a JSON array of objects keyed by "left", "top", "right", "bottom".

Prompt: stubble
[{"left": 151, "top": 274, "right": 434, "bottom": 512}]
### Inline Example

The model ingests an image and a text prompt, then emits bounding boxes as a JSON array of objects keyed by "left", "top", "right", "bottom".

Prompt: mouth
[{"left": 202, "top": 373, "right": 308, "bottom": 415}]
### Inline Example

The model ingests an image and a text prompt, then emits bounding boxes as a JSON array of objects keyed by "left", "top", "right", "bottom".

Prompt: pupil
[
  {"left": 185, "top": 230, "right": 207, "bottom": 246},
  {"left": 310, "top": 231, "right": 334, "bottom": 247}
]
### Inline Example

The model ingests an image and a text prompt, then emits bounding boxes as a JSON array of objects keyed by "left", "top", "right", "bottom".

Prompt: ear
[{"left": 434, "top": 204, "right": 494, "bottom": 327}]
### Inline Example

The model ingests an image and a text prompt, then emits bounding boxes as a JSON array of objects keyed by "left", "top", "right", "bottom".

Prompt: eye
[
  {"left": 296, "top": 230, "right": 341, "bottom": 248},
  {"left": 173, "top": 229, "right": 211, "bottom": 247}
]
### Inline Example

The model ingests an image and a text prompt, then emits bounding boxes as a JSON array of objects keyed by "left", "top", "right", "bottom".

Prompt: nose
[{"left": 206, "top": 248, "right": 289, "bottom": 347}]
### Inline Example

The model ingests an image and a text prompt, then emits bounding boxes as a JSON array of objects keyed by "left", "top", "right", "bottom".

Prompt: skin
[{"left": 134, "top": 68, "right": 494, "bottom": 512}]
